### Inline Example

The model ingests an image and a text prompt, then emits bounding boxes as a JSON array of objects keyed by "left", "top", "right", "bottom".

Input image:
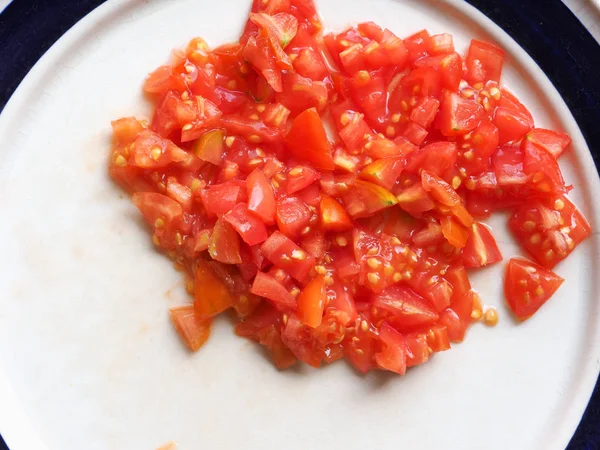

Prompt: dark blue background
[{"left": 0, "top": 0, "right": 599, "bottom": 448}]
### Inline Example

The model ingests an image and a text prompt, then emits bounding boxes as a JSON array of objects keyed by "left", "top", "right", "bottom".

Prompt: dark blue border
[{"left": 0, "top": 0, "right": 599, "bottom": 448}]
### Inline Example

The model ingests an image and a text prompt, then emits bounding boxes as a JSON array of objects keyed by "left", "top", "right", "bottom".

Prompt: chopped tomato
[
  {"left": 494, "top": 107, "right": 534, "bottom": 145},
  {"left": 463, "top": 222, "right": 503, "bottom": 268},
  {"left": 224, "top": 203, "right": 269, "bottom": 245},
  {"left": 276, "top": 196, "right": 313, "bottom": 237},
  {"left": 109, "top": 6, "right": 591, "bottom": 374},
  {"left": 251, "top": 271, "right": 296, "bottom": 310},
  {"left": 438, "top": 91, "right": 484, "bottom": 137},
  {"left": 194, "top": 260, "right": 235, "bottom": 317},
  {"left": 247, "top": 168, "right": 276, "bottom": 225},
  {"left": 261, "top": 231, "right": 316, "bottom": 283},
  {"left": 525, "top": 128, "right": 571, "bottom": 159},
  {"left": 170, "top": 306, "right": 212, "bottom": 351},
  {"left": 209, "top": 218, "right": 243, "bottom": 264},
  {"left": 320, "top": 195, "right": 353, "bottom": 231},
  {"left": 297, "top": 275, "right": 327, "bottom": 327},
  {"left": 372, "top": 286, "right": 439, "bottom": 329},
  {"left": 504, "top": 258, "right": 564, "bottom": 320},
  {"left": 284, "top": 108, "right": 334, "bottom": 170},
  {"left": 465, "top": 39, "right": 504, "bottom": 84},
  {"left": 508, "top": 195, "right": 591, "bottom": 268},
  {"left": 375, "top": 323, "right": 409, "bottom": 375}
]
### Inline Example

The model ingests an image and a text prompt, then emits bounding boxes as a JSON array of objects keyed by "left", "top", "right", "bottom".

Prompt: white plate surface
[{"left": 0, "top": 1, "right": 599, "bottom": 449}]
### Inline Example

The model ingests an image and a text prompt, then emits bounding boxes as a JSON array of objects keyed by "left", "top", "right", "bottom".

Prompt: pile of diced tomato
[{"left": 108, "top": 0, "right": 591, "bottom": 374}]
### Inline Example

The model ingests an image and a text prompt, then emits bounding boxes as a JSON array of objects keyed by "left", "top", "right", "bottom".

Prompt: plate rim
[{"left": 0, "top": 0, "right": 599, "bottom": 449}]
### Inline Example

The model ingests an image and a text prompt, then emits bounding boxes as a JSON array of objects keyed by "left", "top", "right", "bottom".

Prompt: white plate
[{"left": 0, "top": 0, "right": 599, "bottom": 449}]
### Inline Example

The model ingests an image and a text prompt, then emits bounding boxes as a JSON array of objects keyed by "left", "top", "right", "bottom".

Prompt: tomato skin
[
  {"left": 297, "top": 276, "right": 327, "bottom": 327},
  {"left": 504, "top": 258, "right": 564, "bottom": 320},
  {"left": 247, "top": 168, "right": 276, "bottom": 225},
  {"left": 170, "top": 306, "right": 212, "bottom": 351},
  {"left": 194, "top": 260, "right": 235, "bottom": 318},
  {"left": 285, "top": 108, "right": 334, "bottom": 170},
  {"left": 354, "top": 180, "right": 398, "bottom": 215},
  {"left": 251, "top": 271, "right": 297, "bottom": 310},
  {"left": 463, "top": 222, "right": 503, "bottom": 268}
]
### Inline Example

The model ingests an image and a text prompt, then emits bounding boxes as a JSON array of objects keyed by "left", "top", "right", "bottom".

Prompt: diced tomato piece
[
  {"left": 133, "top": 192, "right": 183, "bottom": 228},
  {"left": 438, "top": 267, "right": 475, "bottom": 342},
  {"left": 286, "top": 166, "right": 320, "bottom": 194},
  {"left": 276, "top": 196, "right": 313, "bottom": 237},
  {"left": 247, "top": 168, "right": 276, "bottom": 225},
  {"left": 285, "top": 108, "right": 334, "bottom": 170},
  {"left": 111, "top": 117, "right": 146, "bottom": 144},
  {"left": 339, "top": 113, "right": 373, "bottom": 151},
  {"left": 144, "top": 65, "right": 187, "bottom": 95},
  {"left": 359, "top": 157, "right": 405, "bottom": 190},
  {"left": 463, "top": 222, "right": 503, "bottom": 268},
  {"left": 438, "top": 91, "right": 484, "bottom": 137},
  {"left": 421, "top": 170, "right": 461, "bottom": 207},
  {"left": 381, "top": 29, "right": 408, "bottom": 67},
  {"left": 169, "top": 306, "right": 212, "bottom": 351},
  {"left": 193, "top": 129, "right": 224, "bottom": 165},
  {"left": 166, "top": 178, "right": 193, "bottom": 210},
  {"left": 220, "top": 116, "right": 281, "bottom": 143},
  {"left": 504, "top": 258, "right": 564, "bottom": 320},
  {"left": 404, "top": 29, "right": 431, "bottom": 62},
  {"left": 409, "top": 96, "right": 440, "bottom": 129},
  {"left": 403, "top": 121, "right": 428, "bottom": 145},
  {"left": 320, "top": 195, "right": 353, "bottom": 231},
  {"left": 297, "top": 276, "right": 327, "bottom": 327},
  {"left": 375, "top": 323, "right": 409, "bottom": 375},
  {"left": 522, "top": 139, "right": 566, "bottom": 195},
  {"left": 278, "top": 72, "right": 329, "bottom": 114},
  {"left": 261, "top": 231, "right": 316, "bottom": 283},
  {"left": 223, "top": 203, "right": 269, "bottom": 246},
  {"left": 494, "top": 107, "right": 534, "bottom": 145},
  {"left": 354, "top": 180, "right": 398, "bottom": 215},
  {"left": 441, "top": 216, "right": 469, "bottom": 248},
  {"left": 372, "top": 286, "right": 439, "bottom": 329},
  {"left": 466, "top": 39, "right": 504, "bottom": 84},
  {"left": 251, "top": 271, "right": 296, "bottom": 310},
  {"left": 194, "top": 260, "right": 235, "bottom": 317},
  {"left": 525, "top": 128, "right": 571, "bottom": 159},
  {"left": 405, "top": 334, "right": 431, "bottom": 367},
  {"left": 200, "top": 181, "right": 247, "bottom": 216},
  {"left": 430, "top": 33, "right": 454, "bottom": 55},
  {"left": 508, "top": 195, "right": 591, "bottom": 268},
  {"left": 209, "top": 218, "right": 242, "bottom": 264},
  {"left": 396, "top": 184, "right": 435, "bottom": 217},
  {"left": 405, "top": 141, "right": 457, "bottom": 176}
]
